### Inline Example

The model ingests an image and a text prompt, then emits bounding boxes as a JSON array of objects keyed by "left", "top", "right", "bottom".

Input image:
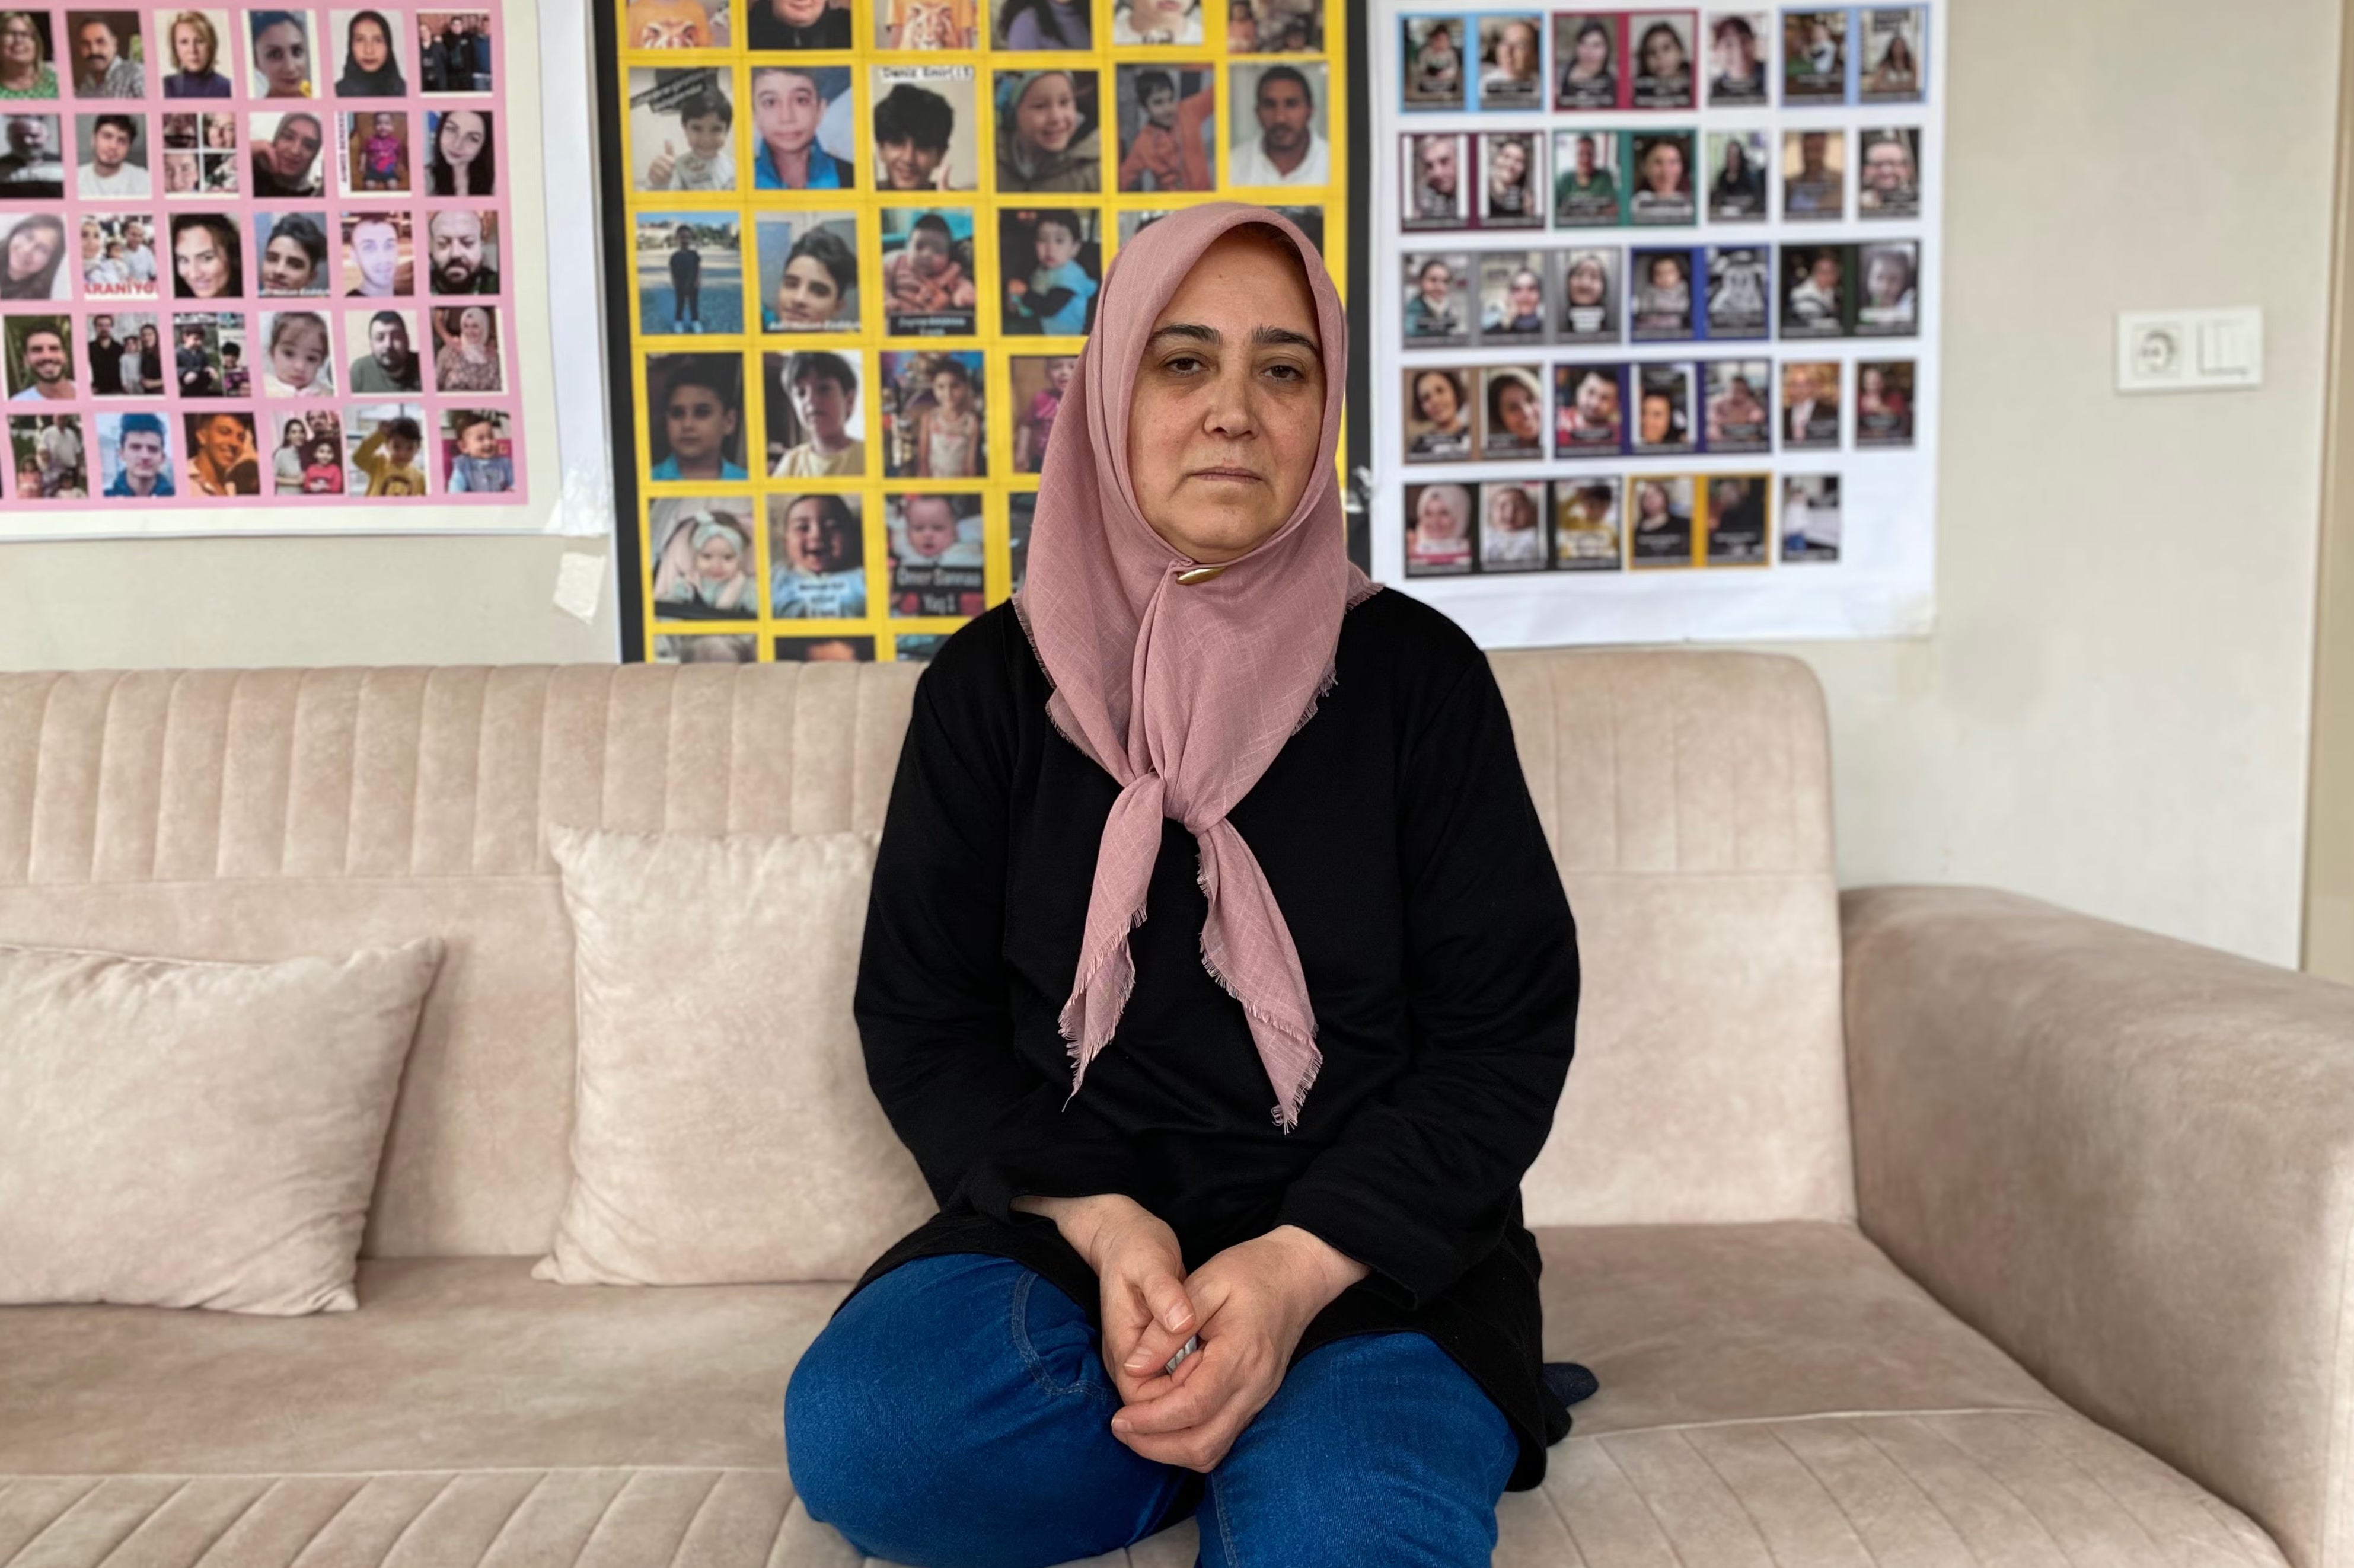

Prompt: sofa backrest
[{"left": 0, "top": 652, "right": 1849, "bottom": 1259}]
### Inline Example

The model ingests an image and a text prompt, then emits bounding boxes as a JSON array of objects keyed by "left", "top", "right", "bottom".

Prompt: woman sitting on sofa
[{"left": 784, "top": 202, "right": 1583, "bottom": 1567}]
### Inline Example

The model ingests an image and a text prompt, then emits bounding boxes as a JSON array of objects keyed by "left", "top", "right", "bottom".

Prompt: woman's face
[
  {"left": 1126, "top": 228, "right": 1327, "bottom": 565},
  {"left": 0, "top": 14, "right": 37, "bottom": 68},
  {"left": 1507, "top": 269, "right": 1541, "bottom": 320},
  {"left": 1862, "top": 368, "right": 1884, "bottom": 398},
  {"left": 1415, "top": 486, "right": 1463, "bottom": 539},
  {"left": 1722, "top": 139, "right": 1746, "bottom": 175},
  {"left": 174, "top": 225, "right": 231, "bottom": 296},
  {"left": 1573, "top": 27, "right": 1606, "bottom": 74},
  {"left": 1487, "top": 136, "right": 1525, "bottom": 189},
  {"left": 1415, "top": 371, "right": 1459, "bottom": 427},
  {"left": 78, "top": 221, "right": 103, "bottom": 261},
  {"left": 11, "top": 220, "right": 56, "bottom": 276},
  {"left": 459, "top": 305, "right": 489, "bottom": 345},
  {"left": 1015, "top": 73, "right": 1078, "bottom": 154},
  {"left": 139, "top": 324, "right": 158, "bottom": 349},
  {"left": 1643, "top": 26, "right": 1685, "bottom": 76},
  {"left": 351, "top": 17, "right": 388, "bottom": 71},
  {"left": 1567, "top": 258, "right": 1603, "bottom": 306},
  {"left": 255, "top": 20, "right": 308, "bottom": 94},
  {"left": 283, "top": 419, "right": 308, "bottom": 446},
  {"left": 438, "top": 109, "right": 486, "bottom": 167},
  {"left": 1497, "top": 378, "right": 1539, "bottom": 441},
  {"left": 753, "top": 71, "right": 819, "bottom": 156},
  {"left": 1868, "top": 256, "right": 1906, "bottom": 305},
  {"left": 262, "top": 232, "right": 315, "bottom": 290},
  {"left": 932, "top": 369, "right": 969, "bottom": 410},
  {"left": 171, "top": 19, "right": 210, "bottom": 72},
  {"left": 777, "top": 255, "right": 839, "bottom": 324},
  {"left": 1417, "top": 261, "right": 1449, "bottom": 306},
  {"left": 1639, "top": 394, "right": 1670, "bottom": 444},
  {"left": 1644, "top": 141, "right": 1683, "bottom": 193}
]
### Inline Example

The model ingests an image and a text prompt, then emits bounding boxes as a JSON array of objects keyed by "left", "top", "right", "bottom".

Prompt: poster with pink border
[{"left": 0, "top": 2, "right": 526, "bottom": 522}]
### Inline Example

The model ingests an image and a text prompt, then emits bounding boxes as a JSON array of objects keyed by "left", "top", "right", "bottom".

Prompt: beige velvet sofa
[{"left": 2, "top": 652, "right": 2349, "bottom": 1568}]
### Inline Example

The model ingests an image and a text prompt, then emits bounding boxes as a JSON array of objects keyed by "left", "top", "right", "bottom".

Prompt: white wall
[
  {"left": 1743, "top": 0, "right": 2339, "bottom": 967},
  {"left": 0, "top": 0, "right": 2334, "bottom": 966}
]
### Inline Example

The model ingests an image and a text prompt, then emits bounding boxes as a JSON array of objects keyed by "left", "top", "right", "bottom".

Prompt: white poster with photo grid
[{"left": 1369, "top": 3, "right": 1944, "bottom": 646}]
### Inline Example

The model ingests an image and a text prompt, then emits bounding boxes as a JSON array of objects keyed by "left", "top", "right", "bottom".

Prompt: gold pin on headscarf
[{"left": 1175, "top": 564, "right": 1228, "bottom": 585}]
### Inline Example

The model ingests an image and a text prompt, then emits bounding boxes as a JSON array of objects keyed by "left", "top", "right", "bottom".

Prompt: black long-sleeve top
[{"left": 840, "top": 588, "right": 1582, "bottom": 1489}]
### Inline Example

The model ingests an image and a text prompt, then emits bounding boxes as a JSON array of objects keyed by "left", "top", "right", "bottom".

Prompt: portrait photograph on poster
[
  {"left": 765, "top": 347, "right": 867, "bottom": 478},
  {"left": 1627, "top": 474, "right": 1695, "bottom": 567},
  {"left": 1625, "top": 130, "right": 1695, "bottom": 225},
  {"left": 1114, "top": 65, "right": 1213, "bottom": 193},
  {"left": 1781, "top": 358, "right": 1841, "bottom": 447},
  {"left": 1554, "top": 360, "right": 1626, "bottom": 456},
  {"left": 649, "top": 498, "right": 761, "bottom": 622},
  {"left": 881, "top": 348, "right": 986, "bottom": 480},
  {"left": 880, "top": 209, "right": 975, "bottom": 335},
  {"left": 1554, "top": 11, "right": 1621, "bottom": 110},
  {"left": 1857, "top": 357, "right": 1916, "bottom": 445},
  {"left": 1627, "top": 11, "right": 1696, "bottom": 109},
  {"left": 994, "top": 67, "right": 1103, "bottom": 196},
  {"left": 1401, "top": 15, "right": 1466, "bottom": 110},
  {"left": 1783, "top": 127, "right": 1844, "bottom": 219},
  {"left": 768, "top": 492, "right": 869, "bottom": 621},
  {"left": 1478, "top": 131, "right": 1542, "bottom": 227},
  {"left": 1480, "top": 365, "right": 1545, "bottom": 461},
  {"left": 1401, "top": 131, "right": 1468, "bottom": 229},
  {"left": 1402, "top": 364, "right": 1473, "bottom": 463},
  {"left": 1552, "top": 477, "right": 1622, "bottom": 570},
  {"left": 873, "top": 64, "right": 977, "bottom": 193},
  {"left": 999, "top": 206, "right": 1101, "bottom": 335},
  {"left": 757, "top": 212, "right": 857, "bottom": 333},
  {"left": 639, "top": 213, "right": 744, "bottom": 336},
  {"left": 1476, "top": 15, "right": 1543, "bottom": 109},
  {"left": 1556, "top": 246, "right": 1621, "bottom": 345},
  {"left": 1702, "top": 358, "right": 1772, "bottom": 451},
  {"left": 1404, "top": 250, "right": 1472, "bottom": 347},
  {"left": 1630, "top": 245, "right": 1696, "bottom": 340},
  {"left": 1705, "top": 243, "right": 1772, "bottom": 337},
  {"left": 1782, "top": 8, "right": 1847, "bottom": 103},
  {"left": 1404, "top": 480, "right": 1475, "bottom": 576},
  {"left": 1705, "top": 129, "right": 1766, "bottom": 221},
  {"left": 1704, "top": 472, "right": 1770, "bottom": 564},
  {"left": 1476, "top": 251, "right": 1547, "bottom": 346},
  {"left": 1859, "top": 126, "right": 1920, "bottom": 217},
  {"left": 1781, "top": 472, "right": 1842, "bottom": 560},
  {"left": 1706, "top": 11, "right": 1768, "bottom": 104},
  {"left": 1478, "top": 478, "right": 1549, "bottom": 571},
  {"left": 1859, "top": 5, "right": 1926, "bottom": 102},
  {"left": 1552, "top": 127, "right": 1622, "bottom": 226},
  {"left": 1632, "top": 360, "right": 1695, "bottom": 455},
  {"left": 886, "top": 490, "right": 984, "bottom": 618}
]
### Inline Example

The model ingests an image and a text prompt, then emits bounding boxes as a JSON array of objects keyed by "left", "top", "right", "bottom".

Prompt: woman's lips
[{"left": 1190, "top": 467, "right": 1260, "bottom": 483}]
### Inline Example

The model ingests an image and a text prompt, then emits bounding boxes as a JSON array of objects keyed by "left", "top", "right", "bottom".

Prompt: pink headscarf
[{"left": 1013, "top": 202, "right": 1376, "bottom": 1133}]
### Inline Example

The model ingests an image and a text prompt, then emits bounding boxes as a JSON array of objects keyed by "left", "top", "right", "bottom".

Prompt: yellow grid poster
[{"left": 597, "top": 0, "right": 1348, "bottom": 664}]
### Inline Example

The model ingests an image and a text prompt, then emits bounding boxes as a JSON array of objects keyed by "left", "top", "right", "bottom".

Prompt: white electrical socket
[{"left": 2117, "top": 308, "right": 2263, "bottom": 394}]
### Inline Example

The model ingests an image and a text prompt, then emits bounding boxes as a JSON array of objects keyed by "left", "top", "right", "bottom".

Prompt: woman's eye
[
  {"left": 1163, "top": 355, "right": 1202, "bottom": 374},
  {"left": 1265, "top": 362, "right": 1304, "bottom": 382}
]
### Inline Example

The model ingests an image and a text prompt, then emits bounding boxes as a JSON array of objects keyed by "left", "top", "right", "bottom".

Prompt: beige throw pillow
[
  {"left": 0, "top": 937, "right": 445, "bottom": 1315},
  {"left": 534, "top": 826, "right": 936, "bottom": 1285}
]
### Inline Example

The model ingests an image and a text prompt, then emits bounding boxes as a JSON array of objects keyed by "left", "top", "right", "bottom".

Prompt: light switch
[{"left": 2118, "top": 308, "right": 2263, "bottom": 393}]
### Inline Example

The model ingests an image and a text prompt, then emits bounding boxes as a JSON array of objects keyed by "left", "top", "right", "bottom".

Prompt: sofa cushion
[
  {"left": 0, "top": 1225, "right": 2285, "bottom": 1566},
  {"left": 0, "top": 935, "right": 444, "bottom": 1316},
  {"left": 534, "top": 826, "right": 936, "bottom": 1286}
]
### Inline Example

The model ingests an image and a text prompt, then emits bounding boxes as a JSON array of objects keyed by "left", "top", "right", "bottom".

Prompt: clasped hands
[{"left": 1015, "top": 1193, "right": 1369, "bottom": 1473}]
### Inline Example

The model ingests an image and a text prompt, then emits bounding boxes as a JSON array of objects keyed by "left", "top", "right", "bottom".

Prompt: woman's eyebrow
[{"left": 1144, "top": 324, "right": 1319, "bottom": 352}]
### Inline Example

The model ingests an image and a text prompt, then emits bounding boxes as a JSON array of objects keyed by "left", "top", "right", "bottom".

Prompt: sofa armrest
[{"left": 1842, "top": 885, "right": 2354, "bottom": 1568}]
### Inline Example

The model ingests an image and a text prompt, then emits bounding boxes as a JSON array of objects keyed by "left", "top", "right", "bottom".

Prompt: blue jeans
[{"left": 785, "top": 1253, "right": 1518, "bottom": 1568}]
